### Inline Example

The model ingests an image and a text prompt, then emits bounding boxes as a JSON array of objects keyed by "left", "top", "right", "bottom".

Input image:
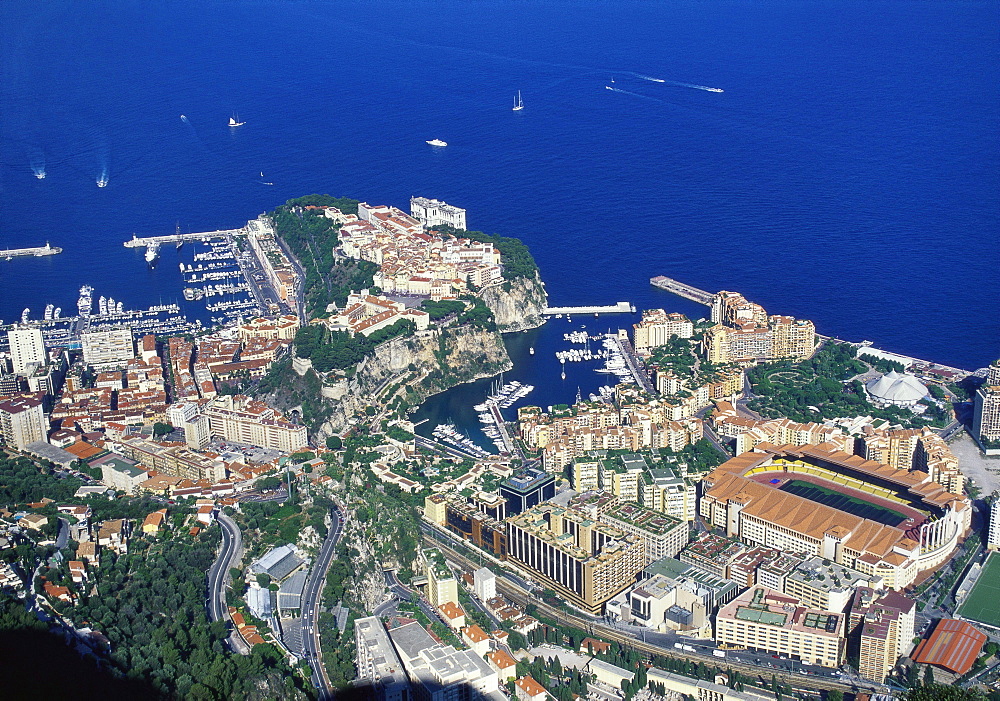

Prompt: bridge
[
  {"left": 649, "top": 276, "right": 715, "bottom": 306},
  {"left": 123, "top": 228, "right": 243, "bottom": 248},
  {"left": 543, "top": 301, "right": 634, "bottom": 315}
]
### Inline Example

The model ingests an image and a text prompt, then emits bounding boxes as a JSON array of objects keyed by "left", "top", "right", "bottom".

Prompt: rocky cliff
[
  {"left": 319, "top": 324, "right": 512, "bottom": 437},
  {"left": 480, "top": 272, "right": 548, "bottom": 332}
]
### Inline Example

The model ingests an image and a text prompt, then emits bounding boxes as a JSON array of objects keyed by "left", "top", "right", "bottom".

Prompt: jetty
[
  {"left": 649, "top": 276, "right": 714, "bottom": 305},
  {"left": 1, "top": 243, "right": 62, "bottom": 259},
  {"left": 543, "top": 302, "right": 635, "bottom": 316},
  {"left": 123, "top": 228, "right": 243, "bottom": 248}
]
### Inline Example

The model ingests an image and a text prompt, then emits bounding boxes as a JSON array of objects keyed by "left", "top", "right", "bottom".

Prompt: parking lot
[{"left": 951, "top": 433, "right": 1000, "bottom": 497}]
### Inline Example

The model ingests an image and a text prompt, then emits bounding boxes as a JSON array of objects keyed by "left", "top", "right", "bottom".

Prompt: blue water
[{"left": 1, "top": 0, "right": 997, "bottom": 378}]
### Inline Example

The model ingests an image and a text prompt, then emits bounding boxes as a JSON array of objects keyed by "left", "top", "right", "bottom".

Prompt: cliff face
[
  {"left": 480, "top": 273, "right": 548, "bottom": 332},
  {"left": 320, "top": 324, "right": 512, "bottom": 437}
]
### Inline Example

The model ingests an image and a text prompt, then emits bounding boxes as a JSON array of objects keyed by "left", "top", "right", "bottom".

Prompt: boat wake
[
  {"left": 631, "top": 73, "right": 666, "bottom": 83},
  {"left": 96, "top": 167, "right": 109, "bottom": 188},
  {"left": 665, "top": 80, "right": 724, "bottom": 93},
  {"left": 605, "top": 85, "right": 661, "bottom": 102},
  {"left": 29, "top": 148, "right": 46, "bottom": 179}
]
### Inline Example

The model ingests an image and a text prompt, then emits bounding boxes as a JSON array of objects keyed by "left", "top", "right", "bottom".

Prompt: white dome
[{"left": 865, "top": 370, "right": 928, "bottom": 406}]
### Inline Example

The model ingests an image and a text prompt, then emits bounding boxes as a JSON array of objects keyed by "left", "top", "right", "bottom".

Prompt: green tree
[{"left": 152, "top": 422, "right": 174, "bottom": 437}]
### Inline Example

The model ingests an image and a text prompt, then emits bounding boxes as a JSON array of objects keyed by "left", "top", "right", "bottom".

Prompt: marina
[
  {"left": 123, "top": 229, "right": 244, "bottom": 249},
  {"left": 1, "top": 243, "right": 62, "bottom": 260}
]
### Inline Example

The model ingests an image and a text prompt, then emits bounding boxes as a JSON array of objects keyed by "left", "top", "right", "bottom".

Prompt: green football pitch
[{"left": 958, "top": 552, "right": 1000, "bottom": 629}]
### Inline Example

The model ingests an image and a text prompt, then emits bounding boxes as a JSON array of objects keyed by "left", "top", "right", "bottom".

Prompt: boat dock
[
  {"left": 1, "top": 243, "right": 62, "bottom": 259},
  {"left": 488, "top": 403, "right": 523, "bottom": 459},
  {"left": 123, "top": 228, "right": 243, "bottom": 248},
  {"left": 543, "top": 302, "right": 635, "bottom": 315},
  {"left": 649, "top": 276, "right": 715, "bottom": 306}
]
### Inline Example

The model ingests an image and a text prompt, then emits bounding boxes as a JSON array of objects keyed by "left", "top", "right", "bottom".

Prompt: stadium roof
[{"left": 912, "top": 618, "right": 986, "bottom": 675}]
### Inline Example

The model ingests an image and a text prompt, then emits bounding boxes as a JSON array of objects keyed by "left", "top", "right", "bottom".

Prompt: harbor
[
  {"left": 123, "top": 228, "right": 245, "bottom": 248},
  {"left": 1, "top": 243, "right": 62, "bottom": 260}
]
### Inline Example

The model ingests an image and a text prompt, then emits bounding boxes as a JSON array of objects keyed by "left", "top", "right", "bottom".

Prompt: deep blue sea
[{"left": 1, "top": 1, "right": 997, "bottom": 390}]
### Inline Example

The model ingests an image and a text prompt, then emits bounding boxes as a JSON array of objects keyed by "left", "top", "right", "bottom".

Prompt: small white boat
[
  {"left": 529, "top": 347, "right": 535, "bottom": 355},
  {"left": 512, "top": 90, "right": 524, "bottom": 111},
  {"left": 229, "top": 114, "right": 245, "bottom": 127},
  {"left": 97, "top": 175, "right": 108, "bottom": 188},
  {"left": 426, "top": 139, "right": 447, "bottom": 147}
]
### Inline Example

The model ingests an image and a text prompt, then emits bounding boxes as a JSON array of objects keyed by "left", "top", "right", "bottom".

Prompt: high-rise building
[
  {"left": 506, "top": 502, "right": 645, "bottom": 614},
  {"left": 81, "top": 328, "right": 135, "bottom": 367},
  {"left": 499, "top": 468, "right": 555, "bottom": 515},
  {"left": 7, "top": 326, "right": 45, "bottom": 374},
  {"left": 424, "top": 548, "right": 458, "bottom": 608},
  {"left": 847, "top": 587, "right": 916, "bottom": 684},
  {"left": 387, "top": 621, "right": 498, "bottom": 699},
  {"left": 988, "top": 500, "right": 1000, "bottom": 552},
  {"left": 973, "top": 360, "right": 1000, "bottom": 450},
  {"left": 0, "top": 396, "right": 46, "bottom": 450}
]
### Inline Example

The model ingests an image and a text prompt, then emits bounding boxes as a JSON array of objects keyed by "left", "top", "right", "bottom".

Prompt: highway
[
  {"left": 422, "top": 531, "right": 877, "bottom": 697},
  {"left": 300, "top": 504, "right": 345, "bottom": 698},
  {"left": 206, "top": 512, "right": 249, "bottom": 654}
]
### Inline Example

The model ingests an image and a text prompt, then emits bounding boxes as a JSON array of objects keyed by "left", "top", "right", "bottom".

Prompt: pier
[
  {"left": 488, "top": 403, "right": 523, "bottom": 459},
  {"left": 649, "top": 276, "right": 714, "bottom": 306},
  {"left": 606, "top": 334, "right": 657, "bottom": 394},
  {"left": 123, "top": 228, "right": 243, "bottom": 248},
  {"left": 1, "top": 243, "right": 62, "bottom": 259},
  {"left": 543, "top": 302, "right": 635, "bottom": 316}
]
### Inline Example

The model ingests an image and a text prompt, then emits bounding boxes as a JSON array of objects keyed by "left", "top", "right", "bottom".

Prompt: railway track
[{"left": 423, "top": 534, "right": 875, "bottom": 697}]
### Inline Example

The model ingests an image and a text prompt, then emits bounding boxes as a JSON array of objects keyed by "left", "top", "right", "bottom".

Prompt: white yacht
[
  {"left": 512, "top": 90, "right": 524, "bottom": 111},
  {"left": 229, "top": 114, "right": 245, "bottom": 127},
  {"left": 426, "top": 139, "right": 447, "bottom": 147}
]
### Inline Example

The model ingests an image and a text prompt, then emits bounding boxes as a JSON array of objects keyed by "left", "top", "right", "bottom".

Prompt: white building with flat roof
[
  {"left": 388, "top": 620, "right": 499, "bottom": 699},
  {"left": 410, "top": 196, "right": 467, "bottom": 230},
  {"left": 989, "top": 500, "right": 1000, "bottom": 552},
  {"left": 81, "top": 328, "right": 135, "bottom": 367},
  {"left": 355, "top": 616, "right": 409, "bottom": 701},
  {"left": 8, "top": 326, "right": 45, "bottom": 374}
]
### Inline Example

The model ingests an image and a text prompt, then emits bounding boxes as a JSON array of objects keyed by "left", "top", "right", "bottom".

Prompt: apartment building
[
  {"left": 81, "top": 328, "right": 135, "bottom": 367},
  {"left": 388, "top": 621, "right": 499, "bottom": 699},
  {"left": 0, "top": 395, "right": 46, "bottom": 450},
  {"left": 505, "top": 503, "right": 645, "bottom": 614},
  {"left": 847, "top": 587, "right": 916, "bottom": 683},
  {"left": 354, "top": 616, "right": 409, "bottom": 701},
  {"left": 632, "top": 309, "right": 694, "bottom": 355},
  {"left": 974, "top": 360, "right": 1000, "bottom": 450},
  {"left": 424, "top": 547, "right": 459, "bottom": 608},
  {"left": 204, "top": 394, "right": 307, "bottom": 452},
  {"left": 7, "top": 326, "right": 45, "bottom": 374},
  {"left": 783, "top": 556, "right": 881, "bottom": 613},
  {"left": 716, "top": 586, "right": 845, "bottom": 667},
  {"left": 601, "top": 501, "right": 689, "bottom": 564}
]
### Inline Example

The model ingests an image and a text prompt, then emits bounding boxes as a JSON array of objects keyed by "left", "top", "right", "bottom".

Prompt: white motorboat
[{"left": 426, "top": 139, "right": 447, "bottom": 147}]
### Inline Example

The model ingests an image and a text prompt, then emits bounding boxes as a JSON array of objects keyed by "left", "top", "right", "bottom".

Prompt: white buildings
[
  {"left": 474, "top": 567, "right": 496, "bottom": 601},
  {"left": 204, "top": 395, "right": 307, "bottom": 452},
  {"left": 387, "top": 621, "right": 500, "bottom": 700},
  {"left": 355, "top": 617, "right": 409, "bottom": 701},
  {"left": 410, "top": 197, "right": 467, "bottom": 231},
  {"left": 8, "top": 326, "right": 45, "bottom": 374},
  {"left": 989, "top": 500, "right": 1000, "bottom": 552},
  {"left": 0, "top": 395, "right": 46, "bottom": 450},
  {"left": 81, "top": 328, "right": 135, "bottom": 367}
]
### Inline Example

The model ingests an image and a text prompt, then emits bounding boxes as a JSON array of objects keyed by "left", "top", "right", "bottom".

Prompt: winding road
[
  {"left": 206, "top": 511, "right": 249, "bottom": 654},
  {"left": 300, "top": 503, "right": 345, "bottom": 698}
]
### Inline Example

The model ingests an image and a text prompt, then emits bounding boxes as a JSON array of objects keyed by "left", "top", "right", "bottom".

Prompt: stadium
[
  {"left": 699, "top": 443, "right": 972, "bottom": 589},
  {"left": 957, "top": 552, "right": 1000, "bottom": 631}
]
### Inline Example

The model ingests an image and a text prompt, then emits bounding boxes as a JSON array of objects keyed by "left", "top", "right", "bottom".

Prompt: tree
[
  {"left": 903, "top": 686, "right": 987, "bottom": 701},
  {"left": 326, "top": 436, "right": 342, "bottom": 450},
  {"left": 923, "top": 665, "right": 935, "bottom": 687},
  {"left": 152, "top": 422, "right": 174, "bottom": 437}
]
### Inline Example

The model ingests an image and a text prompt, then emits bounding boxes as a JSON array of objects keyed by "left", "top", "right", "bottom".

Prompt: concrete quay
[
  {"left": 1, "top": 243, "right": 62, "bottom": 259},
  {"left": 123, "top": 229, "right": 243, "bottom": 248},
  {"left": 649, "top": 275, "right": 713, "bottom": 305},
  {"left": 543, "top": 302, "right": 635, "bottom": 315}
]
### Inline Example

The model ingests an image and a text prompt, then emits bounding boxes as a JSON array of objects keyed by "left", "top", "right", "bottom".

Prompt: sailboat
[
  {"left": 512, "top": 90, "right": 524, "bottom": 111},
  {"left": 229, "top": 114, "right": 245, "bottom": 127}
]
